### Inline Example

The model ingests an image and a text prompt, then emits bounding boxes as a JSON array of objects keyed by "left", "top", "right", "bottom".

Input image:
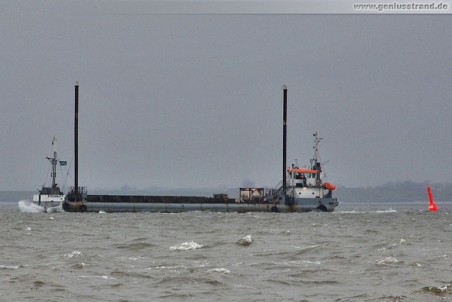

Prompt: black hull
[
  {"left": 62, "top": 201, "right": 87, "bottom": 212},
  {"left": 79, "top": 194, "right": 338, "bottom": 213}
]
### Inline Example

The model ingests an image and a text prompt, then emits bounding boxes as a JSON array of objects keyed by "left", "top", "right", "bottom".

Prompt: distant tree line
[{"left": 335, "top": 181, "right": 452, "bottom": 203}]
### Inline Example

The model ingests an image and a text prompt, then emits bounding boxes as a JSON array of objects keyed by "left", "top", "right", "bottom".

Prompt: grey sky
[{"left": 1, "top": 2, "right": 451, "bottom": 191}]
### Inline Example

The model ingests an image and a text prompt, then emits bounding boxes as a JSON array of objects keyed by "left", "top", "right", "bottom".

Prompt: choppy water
[{"left": 2, "top": 200, "right": 452, "bottom": 301}]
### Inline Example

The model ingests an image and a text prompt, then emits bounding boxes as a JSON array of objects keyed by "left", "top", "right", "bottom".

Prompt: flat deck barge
[{"left": 85, "top": 193, "right": 284, "bottom": 213}]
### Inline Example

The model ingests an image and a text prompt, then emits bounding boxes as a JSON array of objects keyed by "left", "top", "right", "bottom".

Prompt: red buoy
[{"left": 427, "top": 185, "right": 438, "bottom": 212}]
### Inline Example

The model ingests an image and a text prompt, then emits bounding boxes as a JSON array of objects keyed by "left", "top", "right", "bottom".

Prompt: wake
[{"left": 18, "top": 200, "right": 45, "bottom": 213}]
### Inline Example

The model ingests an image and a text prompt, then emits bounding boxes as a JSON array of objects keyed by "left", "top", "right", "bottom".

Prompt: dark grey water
[{"left": 2, "top": 201, "right": 452, "bottom": 301}]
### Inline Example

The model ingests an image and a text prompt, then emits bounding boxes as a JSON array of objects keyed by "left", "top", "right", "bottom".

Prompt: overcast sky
[{"left": 1, "top": 2, "right": 451, "bottom": 191}]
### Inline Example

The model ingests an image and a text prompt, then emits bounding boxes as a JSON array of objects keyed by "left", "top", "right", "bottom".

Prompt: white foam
[
  {"left": 18, "top": 200, "right": 45, "bottom": 213},
  {"left": 376, "top": 208, "right": 397, "bottom": 213},
  {"left": 439, "top": 284, "right": 450, "bottom": 292},
  {"left": 338, "top": 210, "right": 361, "bottom": 214},
  {"left": 170, "top": 241, "right": 204, "bottom": 251},
  {"left": 65, "top": 251, "right": 82, "bottom": 258},
  {"left": 46, "top": 205, "right": 62, "bottom": 213},
  {"left": 378, "top": 238, "right": 406, "bottom": 251},
  {"left": 302, "top": 260, "right": 322, "bottom": 265},
  {"left": 0, "top": 265, "right": 21, "bottom": 270},
  {"left": 78, "top": 275, "right": 116, "bottom": 280},
  {"left": 237, "top": 234, "right": 253, "bottom": 246},
  {"left": 376, "top": 257, "right": 399, "bottom": 265},
  {"left": 102, "top": 275, "right": 116, "bottom": 280},
  {"left": 208, "top": 268, "right": 230, "bottom": 274},
  {"left": 148, "top": 265, "right": 188, "bottom": 271}
]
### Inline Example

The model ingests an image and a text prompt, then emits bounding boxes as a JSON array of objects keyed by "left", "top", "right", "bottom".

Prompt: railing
[{"left": 69, "top": 186, "right": 88, "bottom": 197}]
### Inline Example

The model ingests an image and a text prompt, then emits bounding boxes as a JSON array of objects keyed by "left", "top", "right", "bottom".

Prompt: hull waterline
[{"left": 82, "top": 196, "right": 338, "bottom": 213}]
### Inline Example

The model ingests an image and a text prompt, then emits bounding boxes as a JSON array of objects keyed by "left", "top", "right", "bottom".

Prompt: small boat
[{"left": 32, "top": 137, "right": 66, "bottom": 212}]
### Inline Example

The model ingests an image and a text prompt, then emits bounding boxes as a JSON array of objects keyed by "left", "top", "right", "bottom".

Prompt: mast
[
  {"left": 74, "top": 82, "right": 79, "bottom": 193},
  {"left": 312, "top": 131, "right": 323, "bottom": 164},
  {"left": 312, "top": 132, "right": 323, "bottom": 186},
  {"left": 282, "top": 85, "right": 287, "bottom": 199},
  {"left": 47, "top": 136, "right": 58, "bottom": 188}
]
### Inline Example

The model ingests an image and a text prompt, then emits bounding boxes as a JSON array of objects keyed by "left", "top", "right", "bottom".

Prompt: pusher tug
[{"left": 32, "top": 137, "right": 66, "bottom": 213}]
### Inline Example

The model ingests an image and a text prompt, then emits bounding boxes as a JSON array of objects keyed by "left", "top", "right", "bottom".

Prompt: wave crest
[
  {"left": 170, "top": 241, "right": 203, "bottom": 251},
  {"left": 237, "top": 235, "right": 253, "bottom": 246}
]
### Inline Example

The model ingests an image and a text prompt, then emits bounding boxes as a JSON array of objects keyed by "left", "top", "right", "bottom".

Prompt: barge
[{"left": 60, "top": 83, "right": 338, "bottom": 213}]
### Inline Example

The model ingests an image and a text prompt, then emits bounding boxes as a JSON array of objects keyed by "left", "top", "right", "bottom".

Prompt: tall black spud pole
[
  {"left": 282, "top": 85, "right": 287, "bottom": 200},
  {"left": 74, "top": 82, "right": 79, "bottom": 193}
]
